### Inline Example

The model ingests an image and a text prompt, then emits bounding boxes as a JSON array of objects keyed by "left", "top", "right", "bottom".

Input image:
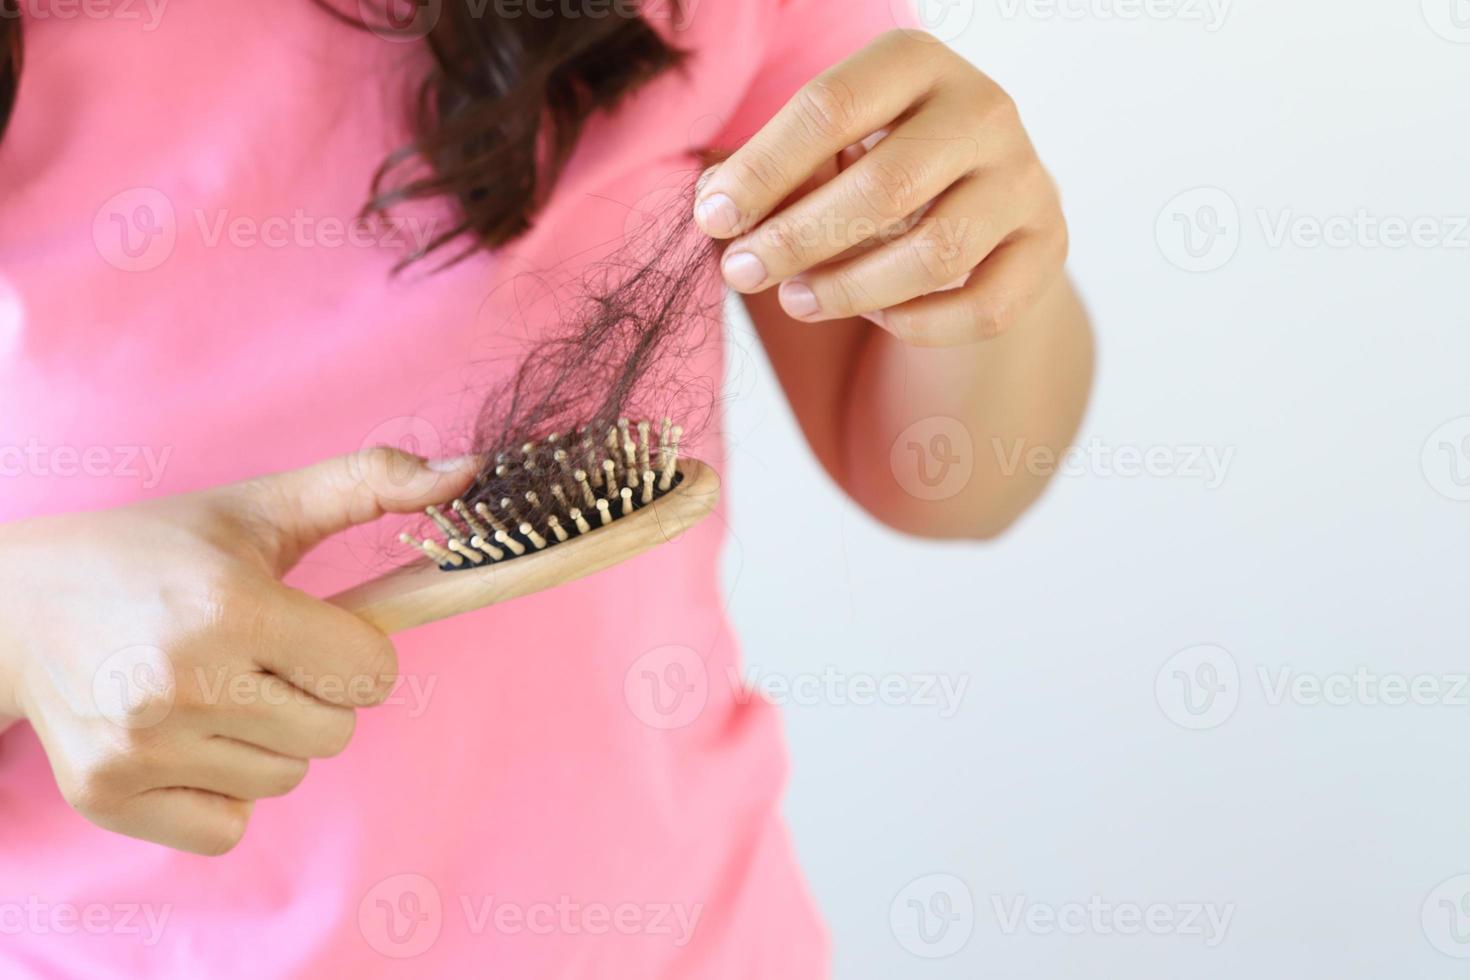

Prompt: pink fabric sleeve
[{"left": 709, "top": 0, "right": 918, "bottom": 149}]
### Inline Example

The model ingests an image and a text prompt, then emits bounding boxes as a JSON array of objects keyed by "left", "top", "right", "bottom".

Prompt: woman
[{"left": 0, "top": 0, "right": 1091, "bottom": 975}]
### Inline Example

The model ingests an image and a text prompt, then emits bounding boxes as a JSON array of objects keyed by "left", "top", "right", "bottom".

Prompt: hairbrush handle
[{"left": 326, "top": 459, "right": 720, "bottom": 635}]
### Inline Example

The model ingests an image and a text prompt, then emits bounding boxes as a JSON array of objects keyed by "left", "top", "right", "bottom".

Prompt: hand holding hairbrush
[{"left": 329, "top": 418, "right": 719, "bottom": 635}]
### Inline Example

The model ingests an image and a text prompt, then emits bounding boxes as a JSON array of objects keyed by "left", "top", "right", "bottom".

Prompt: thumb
[{"left": 225, "top": 447, "right": 482, "bottom": 574}]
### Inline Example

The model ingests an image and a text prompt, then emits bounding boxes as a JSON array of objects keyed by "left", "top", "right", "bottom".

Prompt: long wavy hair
[{"left": 0, "top": 0, "right": 687, "bottom": 265}]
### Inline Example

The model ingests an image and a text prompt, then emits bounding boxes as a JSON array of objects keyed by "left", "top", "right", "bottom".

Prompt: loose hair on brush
[{"left": 449, "top": 179, "right": 724, "bottom": 544}]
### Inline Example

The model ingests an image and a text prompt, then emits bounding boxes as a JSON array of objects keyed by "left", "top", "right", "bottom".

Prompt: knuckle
[
  {"left": 727, "top": 144, "right": 788, "bottom": 201},
  {"left": 759, "top": 219, "right": 813, "bottom": 267},
  {"left": 350, "top": 635, "right": 400, "bottom": 705},
  {"left": 357, "top": 445, "right": 408, "bottom": 486},
  {"left": 981, "top": 86, "right": 1022, "bottom": 129},
  {"left": 232, "top": 673, "right": 287, "bottom": 717},
  {"left": 822, "top": 268, "right": 873, "bottom": 316},
  {"left": 968, "top": 296, "right": 1013, "bottom": 340},
  {"left": 795, "top": 76, "right": 860, "bottom": 142},
  {"left": 63, "top": 750, "right": 137, "bottom": 815},
  {"left": 219, "top": 581, "right": 276, "bottom": 652},
  {"left": 61, "top": 770, "right": 114, "bottom": 817},
  {"left": 852, "top": 156, "right": 924, "bottom": 222},
  {"left": 915, "top": 218, "right": 979, "bottom": 286}
]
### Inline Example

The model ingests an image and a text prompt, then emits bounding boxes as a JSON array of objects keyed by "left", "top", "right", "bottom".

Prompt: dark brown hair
[
  {"left": 0, "top": 0, "right": 686, "bottom": 265},
  {"left": 0, "top": 2, "right": 19, "bottom": 140}
]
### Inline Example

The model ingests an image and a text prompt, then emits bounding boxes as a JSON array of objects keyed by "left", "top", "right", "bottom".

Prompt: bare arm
[
  {"left": 695, "top": 32, "right": 1094, "bottom": 538},
  {"left": 746, "top": 274, "right": 1092, "bottom": 539}
]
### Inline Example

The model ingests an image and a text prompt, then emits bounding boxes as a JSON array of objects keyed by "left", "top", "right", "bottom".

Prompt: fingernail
[
  {"left": 722, "top": 251, "right": 767, "bottom": 291},
  {"left": 780, "top": 281, "right": 820, "bottom": 319},
  {"left": 427, "top": 453, "right": 481, "bottom": 473},
  {"left": 695, "top": 193, "right": 741, "bottom": 236}
]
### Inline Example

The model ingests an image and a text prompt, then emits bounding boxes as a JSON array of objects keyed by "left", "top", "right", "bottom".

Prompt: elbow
[{"left": 843, "top": 466, "right": 1049, "bottom": 543}]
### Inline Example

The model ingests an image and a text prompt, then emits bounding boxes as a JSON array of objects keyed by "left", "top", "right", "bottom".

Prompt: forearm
[
  {"left": 701, "top": 32, "right": 1094, "bottom": 540},
  {"left": 839, "top": 275, "right": 1093, "bottom": 539}
]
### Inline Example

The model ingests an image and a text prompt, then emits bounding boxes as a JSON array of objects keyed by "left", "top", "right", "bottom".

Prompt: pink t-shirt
[{"left": 0, "top": 1, "right": 911, "bottom": 977}]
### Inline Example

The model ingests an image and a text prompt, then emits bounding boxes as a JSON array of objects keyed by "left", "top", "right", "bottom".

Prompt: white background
[{"left": 721, "top": 0, "right": 1470, "bottom": 976}]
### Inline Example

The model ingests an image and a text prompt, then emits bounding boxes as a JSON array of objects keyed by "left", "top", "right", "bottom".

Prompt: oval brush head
[
  {"left": 399, "top": 417, "right": 686, "bottom": 572},
  {"left": 328, "top": 418, "right": 719, "bottom": 634}
]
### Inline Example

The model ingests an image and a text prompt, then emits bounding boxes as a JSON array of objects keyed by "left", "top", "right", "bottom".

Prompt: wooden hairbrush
[{"left": 327, "top": 419, "right": 719, "bottom": 634}]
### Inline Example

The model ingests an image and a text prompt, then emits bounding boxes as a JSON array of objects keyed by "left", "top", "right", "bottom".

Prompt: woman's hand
[
  {"left": 0, "top": 449, "right": 477, "bottom": 856},
  {"left": 695, "top": 30, "right": 1068, "bottom": 348}
]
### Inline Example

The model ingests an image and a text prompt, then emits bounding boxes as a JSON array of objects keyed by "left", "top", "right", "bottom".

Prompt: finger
[
  {"left": 694, "top": 32, "right": 945, "bottom": 238},
  {"left": 719, "top": 116, "right": 981, "bottom": 293},
  {"left": 247, "top": 586, "right": 401, "bottom": 708},
  {"left": 152, "top": 737, "right": 311, "bottom": 802},
  {"left": 874, "top": 232, "right": 1066, "bottom": 347},
  {"left": 224, "top": 448, "right": 482, "bottom": 574},
  {"left": 777, "top": 174, "right": 1022, "bottom": 320},
  {"left": 102, "top": 788, "right": 254, "bottom": 857},
  {"left": 207, "top": 672, "right": 358, "bottom": 759}
]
